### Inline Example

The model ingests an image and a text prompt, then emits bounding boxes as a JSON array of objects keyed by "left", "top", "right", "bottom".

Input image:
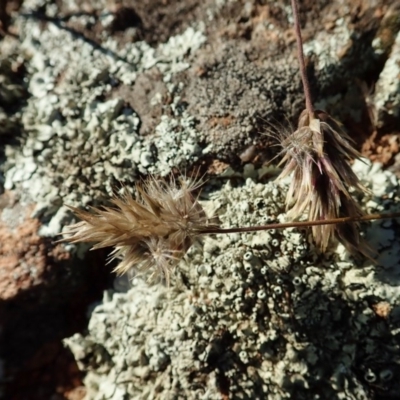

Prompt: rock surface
[
  {"left": 66, "top": 160, "right": 400, "bottom": 400},
  {"left": 0, "top": 0, "right": 399, "bottom": 399},
  {"left": 0, "top": 191, "right": 111, "bottom": 399}
]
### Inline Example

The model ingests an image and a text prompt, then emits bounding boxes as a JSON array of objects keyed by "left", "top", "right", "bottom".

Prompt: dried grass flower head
[
  {"left": 276, "top": 109, "right": 371, "bottom": 256},
  {"left": 62, "top": 175, "right": 219, "bottom": 285}
]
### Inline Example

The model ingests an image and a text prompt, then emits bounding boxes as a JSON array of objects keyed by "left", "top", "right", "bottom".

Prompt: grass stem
[
  {"left": 291, "top": 0, "right": 314, "bottom": 118},
  {"left": 199, "top": 211, "right": 400, "bottom": 234}
]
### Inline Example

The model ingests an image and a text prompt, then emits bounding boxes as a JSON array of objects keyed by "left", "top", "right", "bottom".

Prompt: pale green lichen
[
  {"left": 2, "top": 0, "right": 208, "bottom": 236},
  {"left": 374, "top": 30, "right": 400, "bottom": 124},
  {"left": 65, "top": 160, "right": 400, "bottom": 400}
]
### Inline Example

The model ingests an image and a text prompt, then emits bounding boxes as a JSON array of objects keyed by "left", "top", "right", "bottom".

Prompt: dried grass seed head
[
  {"left": 62, "top": 175, "right": 219, "bottom": 284},
  {"left": 275, "top": 109, "right": 371, "bottom": 256}
]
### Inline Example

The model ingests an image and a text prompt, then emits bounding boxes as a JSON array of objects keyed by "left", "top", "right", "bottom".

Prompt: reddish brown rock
[{"left": 0, "top": 192, "right": 110, "bottom": 400}]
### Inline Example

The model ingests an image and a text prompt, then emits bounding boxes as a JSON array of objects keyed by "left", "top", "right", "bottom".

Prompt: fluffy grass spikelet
[
  {"left": 276, "top": 109, "right": 371, "bottom": 255},
  {"left": 63, "top": 175, "right": 218, "bottom": 284}
]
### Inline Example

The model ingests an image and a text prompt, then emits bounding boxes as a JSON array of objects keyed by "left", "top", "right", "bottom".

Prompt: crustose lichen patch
[{"left": 66, "top": 160, "right": 400, "bottom": 400}]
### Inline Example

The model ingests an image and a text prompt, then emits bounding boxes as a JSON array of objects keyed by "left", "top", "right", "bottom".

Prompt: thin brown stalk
[
  {"left": 198, "top": 211, "right": 400, "bottom": 235},
  {"left": 291, "top": 0, "right": 314, "bottom": 118}
]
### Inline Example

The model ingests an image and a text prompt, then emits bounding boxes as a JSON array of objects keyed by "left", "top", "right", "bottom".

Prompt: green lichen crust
[
  {"left": 2, "top": 0, "right": 207, "bottom": 236},
  {"left": 65, "top": 159, "right": 400, "bottom": 400}
]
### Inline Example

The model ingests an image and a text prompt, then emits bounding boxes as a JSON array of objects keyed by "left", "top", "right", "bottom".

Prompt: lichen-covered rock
[
  {"left": 2, "top": 0, "right": 208, "bottom": 234},
  {"left": 1, "top": 1, "right": 399, "bottom": 399},
  {"left": 65, "top": 159, "right": 400, "bottom": 400},
  {"left": 299, "top": 3, "right": 400, "bottom": 139},
  {"left": 2, "top": 0, "right": 399, "bottom": 229},
  {"left": 371, "top": 3, "right": 400, "bottom": 129},
  {"left": 374, "top": 29, "right": 400, "bottom": 129}
]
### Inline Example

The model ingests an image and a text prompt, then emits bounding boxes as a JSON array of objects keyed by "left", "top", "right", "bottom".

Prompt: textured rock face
[
  {"left": 2, "top": 0, "right": 399, "bottom": 227},
  {"left": 0, "top": 0, "right": 399, "bottom": 399},
  {"left": 65, "top": 160, "right": 400, "bottom": 400},
  {"left": 0, "top": 193, "right": 110, "bottom": 400},
  {"left": 3, "top": 10, "right": 209, "bottom": 234},
  {"left": 0, "top": 1, "right": 398, "bottom": 217}
]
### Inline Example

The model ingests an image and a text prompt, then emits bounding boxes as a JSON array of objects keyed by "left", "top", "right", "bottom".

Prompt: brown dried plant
[
  {"left": 63, "top": 176, "right": 219, "bottom": 285},
  {"left": 61, "top": 0, "right": 400, "bottom": 283},
  {"left": 273, "top": 0, "right": 372, "bottom": 256},
  {"left": 276, "top": 109, "right": 370, "bottom": 254},
  {"left": 63, "top": 171, "right": 400, "bottom": 283}
]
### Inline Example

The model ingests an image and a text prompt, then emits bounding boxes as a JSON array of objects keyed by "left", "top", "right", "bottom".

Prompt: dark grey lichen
[{"left": 183, "top": 45, "right": 303, "bottom": 157}]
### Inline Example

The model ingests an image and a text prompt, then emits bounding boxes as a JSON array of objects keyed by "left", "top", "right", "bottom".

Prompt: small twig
[
  {"left": 199, "top": 211, "right": 400, "bottom": 235},
  {"left": 291, "top": 0, "right": 314, "bottom": 118}
]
